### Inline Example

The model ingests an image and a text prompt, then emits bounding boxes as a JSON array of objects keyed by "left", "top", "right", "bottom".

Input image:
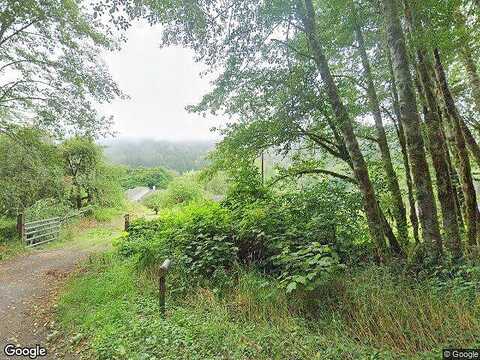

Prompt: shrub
[
  {"left": 160, "top": 177, "right": 204, "bottom": 207},
  {"left": 142, "top": 177, "right": 204, "bottom": 211},
  {"left": 93, "top": 164, "right": 126, "bottom": 209},
  {"left": 0, "top": 217, "right": 17, "bottom": 242},
  {"left": 25, "top": 198, "right": 73, "bottom": 221},
  {"left": 117, "top": 201, "right": 236, "bottom": 274},
  {"left": 271, "top": 242, "right": 344, "bottom": 293},
  {"left": 120, "top": 166, "right": 173, "bottom": 190},
  {"left": 183, "top": 233, "right": 238, "bottom": 276},
  {"left": 142, "top": 190, "right": 165, "bottom": 214},
  {"left": 231, "top": 180, "right": 363, "bottom": 269}
]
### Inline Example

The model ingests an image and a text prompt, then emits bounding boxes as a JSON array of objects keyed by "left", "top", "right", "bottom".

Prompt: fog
[{"left": 99, "top": 21, "right": 224, "bottom": 141}]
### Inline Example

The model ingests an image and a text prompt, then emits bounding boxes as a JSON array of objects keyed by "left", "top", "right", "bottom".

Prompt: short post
[
  {"left": 124, "top": 214, "right": 130, "bottom": 231},
  {"left": 158, "top": 259, "right": 171, "bottom": 316},
  {"left": 16, "top": 213, "right": 25, "bottom": 242}
]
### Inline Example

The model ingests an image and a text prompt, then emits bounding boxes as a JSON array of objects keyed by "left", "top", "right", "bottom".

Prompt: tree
[
  {"left": 350, "top": 1, "right": 408, "bottom": 247},
  {"left": 61, "top": 136, "right": 102, "bottom": 209},
  {"left": 0, "top": 0, "right": 125, "bottom": 138},
  {"left": 296, "top": 0, "right": 388, "bottom": 256},
  {"left": 403, "top": 1, "right": 462, "bottom": 258},
  {"left": 382, "top": 0, "right": 443, "bottom": 259},
  {"left": 434, "top": 48, "right": 479, "bottom": 248},
  {"left": 0, "top": 127, "right": 63, "bottom": 216}
]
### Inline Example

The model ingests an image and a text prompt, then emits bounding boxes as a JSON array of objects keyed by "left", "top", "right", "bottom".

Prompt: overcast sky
[{"left": 99, "top": 21, "right": 223, "bottom": 141}]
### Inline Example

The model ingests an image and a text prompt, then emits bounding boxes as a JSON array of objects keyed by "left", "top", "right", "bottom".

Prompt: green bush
[
  {"left": 25, "top": 198, "right": 73, "bottom": 221},
  {"left": 0, "top": 129, "right": 64, "bottom": 217},
  {"left": 183, "top": 233, "right": 238, "bottom": 276},
  {"left": 142, "top": 191, "right": 165, "bottom": 213},
  {"left": 121, "top": 179, "right": 363, "bottom": 287},
  {"left": 117, "top": 201, "right": 236, "bottom": 274},
  {"left": 0, "top": 217, "right": 17, "bottom": 242},
  {"left": 160, "top": 177, "right": 204, "bottom": 207},
  {"left": 271, "top": 242, "right": 344, "bottom": 293},
  {"left": 93, "top": 164, "right": 126, "bottom": 209},
  {"left": 142, "top": 176, "right": 204, "bottom": 212},
  {"left": 120, "top": 166, "right": 173, "bottom": 190}
]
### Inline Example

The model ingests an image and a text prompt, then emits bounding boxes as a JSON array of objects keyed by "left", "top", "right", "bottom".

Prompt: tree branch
[
  {"left": 271, "top": 168, "right": 357, "bottom": 185},
  {"left": 0, "top": 19, "right": 40, "bottom": 47}
]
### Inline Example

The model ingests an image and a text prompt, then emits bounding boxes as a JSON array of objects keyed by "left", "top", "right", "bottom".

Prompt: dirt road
[
  {"left": 0, "top": 248, "right": 90, "bottom": 359},
  {"left": 0, "top": 218, "right": 121, "bottom": 360}
]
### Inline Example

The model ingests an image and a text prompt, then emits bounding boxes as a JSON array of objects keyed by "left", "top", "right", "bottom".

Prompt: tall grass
[
  {"left": 334, "top": 267, "right": 480, "bottom": 354},
  {"left": 56, "top": 256, "right": 479, "bottom": 359}
]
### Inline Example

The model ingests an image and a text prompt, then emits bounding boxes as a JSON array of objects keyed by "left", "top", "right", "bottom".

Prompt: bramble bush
[
  {"left": 272, "top": 242, "right": 344, "bottom": 293},
  {"left": 118, "top": 177, "right": 362, "bottom": 292},
  {"left": 117, "top": 201, "right": 237, "bottom": 273}
]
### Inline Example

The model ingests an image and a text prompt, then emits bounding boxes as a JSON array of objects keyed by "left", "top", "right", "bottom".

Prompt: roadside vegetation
[
  {"left": 2, "top": 0, "right": 480, "bottom": 359},
  {"left": 57, "top": 169, "right": 480, "bottom": 359},
  {"left": 0, "top": 130, "right": 130, "bottom": 260}
]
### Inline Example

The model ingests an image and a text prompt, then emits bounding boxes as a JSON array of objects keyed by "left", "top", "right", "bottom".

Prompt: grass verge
[{"left": 55, "top": 254, "right": 480, "bottom": 360}]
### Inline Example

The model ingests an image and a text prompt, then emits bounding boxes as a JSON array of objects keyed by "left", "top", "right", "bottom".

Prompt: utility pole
[{"left": 261, "top": 151, "right": 265, "bottom": 184}]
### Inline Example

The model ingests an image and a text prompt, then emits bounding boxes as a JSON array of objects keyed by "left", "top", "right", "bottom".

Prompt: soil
[{"left": 0, "top": 237, "right": 108, "bottom": 359}]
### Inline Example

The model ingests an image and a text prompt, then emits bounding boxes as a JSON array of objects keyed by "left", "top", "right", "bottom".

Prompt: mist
[{"left": 99, "top": 20, "right": 224, "bottom": 141}]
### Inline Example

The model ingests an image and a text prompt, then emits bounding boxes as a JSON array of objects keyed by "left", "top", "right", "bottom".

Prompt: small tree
[{"left": 61, "top": 137, "right": 101, "bottom": 209}]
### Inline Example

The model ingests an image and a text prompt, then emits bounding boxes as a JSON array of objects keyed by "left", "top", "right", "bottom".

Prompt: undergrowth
[{"left": 56, "top": 252, "right": 479, "bottom": 359}]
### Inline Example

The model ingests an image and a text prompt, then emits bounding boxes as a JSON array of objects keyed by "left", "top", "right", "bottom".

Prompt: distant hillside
[{"left": 102, "top": 138, "right": 215, "bottom": 173}]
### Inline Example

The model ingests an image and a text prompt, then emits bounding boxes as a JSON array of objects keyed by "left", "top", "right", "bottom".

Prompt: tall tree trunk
[
  {"left": 388, "top": 50, "right": 420, "bottom": 244},
  {"left": 352, "top": 3, "right": 408, "bottom": 247},
  {"left": 461, "top": 46, "right": 480, "bottom": 114},
  {"left": 382, "top": 0, "right": 443, "bottom": 257},
  {"left": 76, "top": 184, "right": 82, "bottom": 210},
  {"left": 460, "top": 119, "right": 480, "bottom": 169},
  {"left": 415, "top": 50, "right": 461, "bottom": 258},
  {"left": 442, "top": 107, "right": 468, "bottom": 231},
  {"left": 458, "top": 27, "right": 480, "bottom": 115},
  {"left": 434, "top": 48, "right": 479, "bottom": 247},
  {"left": 298, "top": 0, "right": 388, "bottom": 258},
  {"left": 403, "top": 0, "right": 459, "bottom": 257}
]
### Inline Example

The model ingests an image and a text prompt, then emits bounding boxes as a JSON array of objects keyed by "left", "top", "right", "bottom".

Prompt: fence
[{"left": 17, "top": 208, "right": 90, "bottom": 247}]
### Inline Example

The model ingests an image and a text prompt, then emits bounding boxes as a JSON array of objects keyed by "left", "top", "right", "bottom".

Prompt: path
[
  {"left": 0, "top": 217, "right": 122, "bottom": 360},
  {"left": 124, "top": 187, "right": 154, "bottom": 202}
]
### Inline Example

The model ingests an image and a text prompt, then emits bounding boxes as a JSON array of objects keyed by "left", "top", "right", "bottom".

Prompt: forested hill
[{"left": 102, "top": 138, "right": 215, "bottom": 173}]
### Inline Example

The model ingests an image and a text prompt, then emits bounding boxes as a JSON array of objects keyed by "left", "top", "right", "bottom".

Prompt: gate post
[
  {"left": 158, "top": 259, "right": 171, "bottom": 316},
  {"left": 17, "top": 213, "right": 25, "bottom": 242},
  {"left": 124, "top": 214, "right": 130, "bottom": 231}
]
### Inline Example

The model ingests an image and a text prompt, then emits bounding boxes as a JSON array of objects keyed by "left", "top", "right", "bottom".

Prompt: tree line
[
  {"left": 103, "top": 138, "right": 213, "bottom": 173},
  {"left": 135, "top": 0, "right": 480, "bottom": 264}
]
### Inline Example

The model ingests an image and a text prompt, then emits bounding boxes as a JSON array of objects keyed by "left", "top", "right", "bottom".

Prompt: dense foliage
[
  {"left": 142, "top": 175, "right": 204, "bottom": 212},
  {"left": 0, "top": 131, "right": 125, "bottom": 235},
  {"left": 140, "top": 0, "right": 480, "bottom": 266},
  {"left": 0, "top": 128, "right": 64, "bottom": 216},
  {"left": 119, "top": 166, "right": 173, "bottom": 190},
  {"left": 119, "top": 172, "right": 362, "bottom": 293},
  {"left": 0, "top": 0, "right": 126, "bottom": 138}
]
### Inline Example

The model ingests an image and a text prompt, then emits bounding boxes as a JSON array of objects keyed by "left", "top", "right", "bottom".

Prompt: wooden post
[
  {"left": 261, "top": 151, "right": 265, "bottom": 185},
  {"left": 124, "top": 214, "right": 130, "bottom": 231},
  {"left": 17, "top": 213, "right": 25, "bottom": 242},
  {"left": 158, "top": 259, "right": 171, "bottom": 315}
]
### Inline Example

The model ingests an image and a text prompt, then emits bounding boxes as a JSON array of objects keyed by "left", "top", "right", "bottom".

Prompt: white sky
[{"left": 99, "top": 21, "right": 223, "bottom": 141}]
